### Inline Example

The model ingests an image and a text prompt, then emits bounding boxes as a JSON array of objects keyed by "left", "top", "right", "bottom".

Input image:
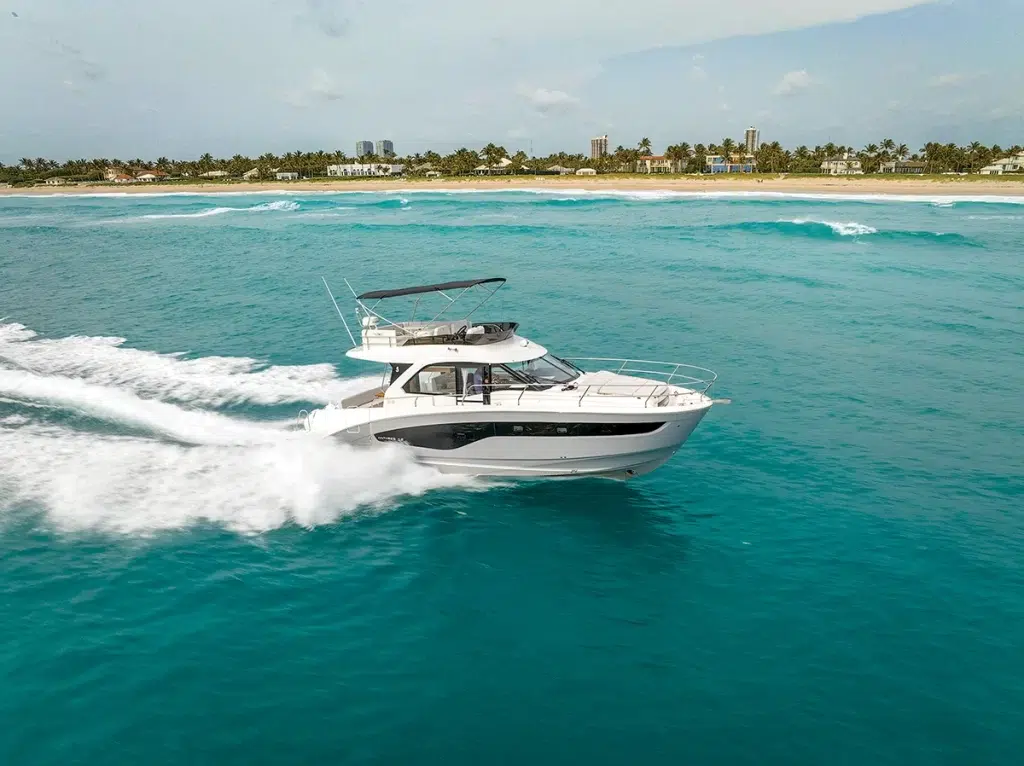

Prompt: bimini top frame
[
  {"left": 321, "top": 276, "right": 508, "bottom": 350},
  {"left": 356, "top": 277, "right": 505, "bottom": 301}
]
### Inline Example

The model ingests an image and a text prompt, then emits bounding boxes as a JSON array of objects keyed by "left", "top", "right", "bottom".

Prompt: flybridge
[{"left": 321, "top": 276, "right": 512, "bottom": 349}]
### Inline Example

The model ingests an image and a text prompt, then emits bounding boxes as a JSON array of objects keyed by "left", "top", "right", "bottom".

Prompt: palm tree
[
  {"left": 896, "top": 144, "right": 909, "bottom": 161},
  {"left": 637, "top": 137, "right": 652, "bottom": 155},
  {"left": 720, "top": 137, "right": 736, "bottom": 159},
  {"left": 967, "top": 141, "right": 984, "bottom": 172},
  {"left": 480, "top": 143, "right": 507, "bottom": 168}
]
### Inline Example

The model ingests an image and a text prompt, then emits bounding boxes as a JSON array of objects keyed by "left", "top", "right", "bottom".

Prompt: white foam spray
[
  {"left": 0, "top": 324, "right": 475, "bottom": 534},
  {"left": 0, "top": 368, "right": 283, "bottom": 445},
  {"left": 0, "top": 422, "right": 470, "bottom": 534},
  {"left": 788, "top": 219, "right": 878, "bottom": 236},
  {"left": 0, "top": 322, "right": 374, "bottom": 406}
]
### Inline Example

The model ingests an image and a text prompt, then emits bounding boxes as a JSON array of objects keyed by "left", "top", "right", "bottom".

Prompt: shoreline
[{"left": 3, "top": 175, "right": 1024, "bottom": 198}]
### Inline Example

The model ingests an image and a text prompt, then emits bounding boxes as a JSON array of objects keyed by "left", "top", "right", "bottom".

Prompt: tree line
[{"left": 2, "top": 137, "right": 1022, "bottom": 184}]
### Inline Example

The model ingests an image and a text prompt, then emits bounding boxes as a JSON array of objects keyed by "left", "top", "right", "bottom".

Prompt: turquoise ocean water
[{"left": 0, "top": 189, "right": 1022, "bottom": 764}]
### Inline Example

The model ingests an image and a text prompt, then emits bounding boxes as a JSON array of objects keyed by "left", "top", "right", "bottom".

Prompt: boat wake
[
  {"left": 0, "top": 323, "right": 472, "bottom": 535},
  {"left": 0, "top": 322, "right": 372, "bottom": 406}
]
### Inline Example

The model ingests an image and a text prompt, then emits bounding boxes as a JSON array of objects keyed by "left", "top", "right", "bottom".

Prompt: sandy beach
[{"left": 3, "top": 175, "right": 1024, "bottom": 197}]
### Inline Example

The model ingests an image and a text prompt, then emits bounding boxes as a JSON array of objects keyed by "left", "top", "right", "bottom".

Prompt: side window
[
  {"left": 404, "top": 365, "right": 459, "bottom": 395},
  {"left": 461, "top": 365, "right": 490, "bottom": 396}
]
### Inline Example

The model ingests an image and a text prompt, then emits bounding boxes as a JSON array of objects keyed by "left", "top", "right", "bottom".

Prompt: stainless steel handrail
[
  {"left": 395, "top": 358, "right": 716, "bottom": 410},
  {"left": 563, "top": 358, "right": 718, "bottom": 393}
]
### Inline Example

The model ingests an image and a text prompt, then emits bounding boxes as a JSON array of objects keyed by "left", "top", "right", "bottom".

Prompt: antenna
[{"left": 321, "top": 277, "right": 357, "bottom": 347}]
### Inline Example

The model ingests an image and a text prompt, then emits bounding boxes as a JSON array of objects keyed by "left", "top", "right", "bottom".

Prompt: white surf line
[{"left": 4, "top": 188, "right": 1023, "bottom": 203}]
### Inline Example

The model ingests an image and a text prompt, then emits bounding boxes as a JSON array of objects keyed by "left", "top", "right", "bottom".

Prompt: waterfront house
[
  {"left": 637, "top": 155, "right": 683, "bottom": 174},
  {"left": 43, "top": 177, "right": 67, "bottom": 186},
  {"left": 326, "top": 163, "right": 404, "bottom": 177},
  {"left": 575, "top": 168, "right": 597, "bottom": 176},
  {"left": 275, "top": 171, "right": 299, "bottom": 180},
  {"left": 199, "top": 170, "right": 230, "bottom": 179},
  {"left": 879, "top": 160, "right": 926, "bottom": 174},
  {"left": 546, "top": 165, "right": 574, "bottom": 175},
  {"left": 242, "top": 168, "right": 260, "bottom": 180},
  {"left": 705, "top": 154, "right": 755, "bottom": 173},
  {"left": 113, "top": 174, "right": 133, "bottom": 184},
  {"left": 473, "top": 158, "right": 516, "bottom": 175},
  {"left": 135, "top": 170, "right": 167, "bottom": 182},
  {"left": 821, "top": 154, "right": 864, "bottom": 175},
  {"left": 979, "top": 153, "right": 1024, "bottom": 175}
]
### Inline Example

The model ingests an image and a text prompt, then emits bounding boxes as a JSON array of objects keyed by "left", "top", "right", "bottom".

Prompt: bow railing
[{"left": 563, "top": 358, "right": 717, "bottom": 394}]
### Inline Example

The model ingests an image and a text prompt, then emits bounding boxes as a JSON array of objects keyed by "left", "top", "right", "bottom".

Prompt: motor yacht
[{"left": 302, "top": 277, "right": 717, "bottom": 479}]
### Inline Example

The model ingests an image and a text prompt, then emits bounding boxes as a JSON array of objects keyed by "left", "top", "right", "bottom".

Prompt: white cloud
[
  {"left": 399, "top": 0, "right": 932, "bottom": 56},
  {"left": 300, "top": 0, "right": 353, "bottom": 38},
  {"left": 0, "top": 0, "right": 956, "bottom": 159},
  {"left": 284, "top": 69, "right": 343, "bottom": 107},
  {"left": 517, "top": 86, "right": 580, "bottom": 114},
  {"left": 929, "top": 72, "right": 977, "bottom": 87},
  {"left": 309, "top": 69, "right": 343, "bottom": 101},
  {"left": 773, "top": 69, "right": 814, "bottom": 96}
]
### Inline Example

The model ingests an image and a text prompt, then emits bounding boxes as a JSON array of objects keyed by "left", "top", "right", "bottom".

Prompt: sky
[{"left": 0, "top": 0, "right": 1021, "bottom": 161}]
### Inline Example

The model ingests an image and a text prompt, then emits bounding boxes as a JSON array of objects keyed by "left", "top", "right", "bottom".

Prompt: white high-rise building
[
  {"left": 591, "top": 135, "right": 609, "bottom": 159},
  {"left": 355, "top": 140, "right": 374, "bottom": 157},
  {"left": 376, "top": 139, "right": 395, "bottom": 157},
  {"left": 745, "top": 127, "right": 760, "bottom": 154}
]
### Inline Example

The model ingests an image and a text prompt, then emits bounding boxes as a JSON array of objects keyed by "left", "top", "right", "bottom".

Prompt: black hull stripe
[{"left": 372, "top": 421, "right": 664, "bottom": 450}]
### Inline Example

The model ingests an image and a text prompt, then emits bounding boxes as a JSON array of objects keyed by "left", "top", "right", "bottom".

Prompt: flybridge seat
[
  {"left": 360, "top": 318, "right": 518, "bottom": 347},
  {"left": 349, "top": 277, "right": 513, "bottom": 348}
]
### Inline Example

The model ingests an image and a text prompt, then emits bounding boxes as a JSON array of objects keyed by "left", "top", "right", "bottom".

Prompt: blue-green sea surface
[{"left": 1, "top": 189, "right": 1022, "bottom": 764}]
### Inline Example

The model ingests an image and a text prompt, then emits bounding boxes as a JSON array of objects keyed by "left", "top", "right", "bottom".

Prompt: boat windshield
[{"left": 502, "top": 354, "right": 580, "bottom": 386}]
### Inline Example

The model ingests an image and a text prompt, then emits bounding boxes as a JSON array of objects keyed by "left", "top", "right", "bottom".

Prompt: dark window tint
[{"left": 374, "top": 421, "right": 663, "bottom": 450}]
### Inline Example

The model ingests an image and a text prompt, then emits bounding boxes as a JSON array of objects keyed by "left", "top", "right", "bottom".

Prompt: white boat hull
[{"left": 322, "top": 405, "right": 710, "bottom": 480}]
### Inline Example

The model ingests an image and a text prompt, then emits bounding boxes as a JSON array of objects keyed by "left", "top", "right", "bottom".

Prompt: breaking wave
[
  {"left": 105, "top": 199, "right": 301, "bottom": 222},
  {"left": 0, "top": 323, "right": 472, "bottom": 534},
  {"left": 788, "top": 219, "right": 879, "bottom": 236},
  {"left": 715, "top": 219, "right": 978, "bottom": 244}
]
